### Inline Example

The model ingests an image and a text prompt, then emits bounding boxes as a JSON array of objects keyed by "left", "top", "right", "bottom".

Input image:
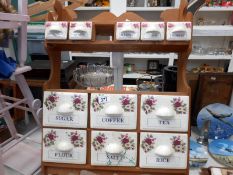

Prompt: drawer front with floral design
[
  {"left": 43, "top": 91, "right": 88, "bottom": 128},
  {"left": 140, "top": 95, "right": 189, "bottom": 131},
  {"left": 140, "top": 132, "right": 188, "bottom": 169},
  {"left": 90, "top": 93, "right": 137, "bottom": 129},
  {"left": 43, "top": 128, "right": 86, "bottom": 164},
  {"left": 91, "top": 130, "right": 137, "bottom": 166}
]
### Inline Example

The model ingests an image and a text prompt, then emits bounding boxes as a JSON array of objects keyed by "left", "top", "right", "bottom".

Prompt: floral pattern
[
  {"left": 142, "top": 96, "right": 157, "bottom": 114},
  {"left": 92, "top": 133, "right": 107, "bottom": 151},
  {"left": 67, "top": 131, "right": 84, "bottom": 147},
  {"left": 92, "top": 96, "right": 104, "bottom": 112},
  {"left": 44, "top": 130, "right": 58, "bottom": 147},
  {"left": 44, "top": 92, "right": 59, "bottom": 110},
  {"left": 171, "top": 97, "right": 187, "bottom": 114},
  {"left": 141, "top": 134, "right": 156, "bottom": 153},
  {"left": 171, "top": 136, "right": 186, "bottom": 153},
  {"left": 119, "top": 95, "right": 135, "bottom": 112},
  {"left": 119, "top": 134, "right": 135, "bottom": 150},
  {"left": 72, "top": 95, "right": 86, "bottom": 111}
]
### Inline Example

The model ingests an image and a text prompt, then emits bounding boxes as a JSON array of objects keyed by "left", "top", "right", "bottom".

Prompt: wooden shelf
[
  {"left": 199, "top": 6, "right": 233, "bottom": 11},
  {"left": 126, "top": 7, "right": 174, "bottom": 11},
  {"left": 124, "top": 53, "right": 176, "bottom": 59},
  {"left": 193, "top": 25, "right": 233, "bottom": 36},
  {"left": 188, "top": 54, "right": 233, "bottom": 60},
  {"left": 123, "top": 73, "right": 161, "bottom": 79},
  {"left": 46, "top": 40, "right": 190, "bottom": 52},
  {"left": 44, "top": 162, "right": 188, "bottom": 175},
  {"left": 75, "top": 6, "right": 110, "bottom": 11}
]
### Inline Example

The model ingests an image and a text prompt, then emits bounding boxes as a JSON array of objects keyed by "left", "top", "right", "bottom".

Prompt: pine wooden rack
[{"left": 42, "top": 0, "right": 195, "bottom": 174}]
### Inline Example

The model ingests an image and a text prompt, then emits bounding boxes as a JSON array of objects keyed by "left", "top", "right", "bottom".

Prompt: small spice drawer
[
  {"left": 139, "top": 132, "right": 188, "bottom": 169},
  {"left": 91, "top": 130, "right": 137, "bottom": 166},
  {"left": 90, "top": 93, "right": 137, "bottom": 129},
  {"left": 42, "top": 128, "right": 87, "bottom": 164},
  {"left": 45, "top": 21, "right": 68, "bottom": 40},
  {"left": 43, "top": 91, "right": 88, "bottom": 128},
  {"left": 140, "top": 95, "right": 189, "bottom": 132}
]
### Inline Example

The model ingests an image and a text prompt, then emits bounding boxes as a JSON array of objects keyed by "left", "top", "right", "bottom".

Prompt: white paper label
[{"left": 98, "top": 96, "right": 110, "bottom": 104}]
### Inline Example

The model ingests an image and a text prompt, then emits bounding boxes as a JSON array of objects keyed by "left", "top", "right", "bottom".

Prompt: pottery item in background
[
  {"left": 45, "top": 21, "right": 68, "bottom": 40},
  {"left": 69, "top": 22, "right": 93, "bottom": 40},
  {"left": 116, "top": 22, "right": 140, "bottom": 40},
  {"left": 189, "top": 139, "right": 208, "bottom": 167},
  {"left": 197, "top": 103, "right": 233, "bottom": 140},
  {"left": 209, "top": 139, "right": 233, "bottom": 168}
]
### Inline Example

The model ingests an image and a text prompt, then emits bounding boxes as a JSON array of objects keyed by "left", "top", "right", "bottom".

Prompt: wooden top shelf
[{"left": 45, "top": 40, "right": 189, "bottom": 52}]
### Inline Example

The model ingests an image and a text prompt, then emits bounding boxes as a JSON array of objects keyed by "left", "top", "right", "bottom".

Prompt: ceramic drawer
[
  {"left": 43, "top": 91, "right": 88, "bottom": 128},
  {"left": 166, "top": 22, "right": 192, "bottom": 41},
  {"left": 43, "top": 128, "right": 87, "bottom": 164},
  {"left": 140, "top": 132, "right": 188, "bottom": 169},
  {"left": 90, "top": 93, "right": 137, "bottom": 129},
  {"left": 69, "top": 21, "right": 93, "bottom": 40},
  {"left": 45, "top": 21, "right": 68, "bottom": 40},
  {"left": 140, "top": 95, "right": 189, "bottom": 132},
  {"left": 116, "top": 22, "right": 140, "bottom": 40},
  {"left": 91, "top": 130, "right": 137, "bottom": 166}
]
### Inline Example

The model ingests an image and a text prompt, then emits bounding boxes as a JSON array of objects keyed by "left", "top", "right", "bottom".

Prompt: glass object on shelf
[
  {"left": 147, "top": 0, "right": 160, "bottom": 7},
  {"left": 205, "top": 0, "right": 233, "bottom": 7},
  {"left": 73, "top": 65, "right": 114, "bottom": 88},
  {"left": 196, "top": 17, "right": 217, "bottom": 26},
  {"left": 84, "top": 0, "right": 110, "bottom": 7},
  {"left": 160, "top": 0, "right": 167, "bottom": 6},
  {"left": 127, "top": 0, "right": 136, "bottom": 7}
]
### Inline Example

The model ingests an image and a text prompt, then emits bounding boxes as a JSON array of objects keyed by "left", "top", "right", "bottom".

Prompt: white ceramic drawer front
[
  {"left": 90, "top": 93, "right": 137, "bottom": 129},
  {"left": 167, "top": 22, "right": 192, "bottom": 41},
  {"left": 45, "top": 21, "right": 68, "bottom": 40},
  {"left": 140, "top": 132, "right": 188, "bottom": 169},
  {"left": 116, "top": 22, "right": 140, "bottom": 40},
  {"left": 43, "top": 128, "right": 86, "bottom": 164},
  {"left": 91, "top": 130, "right": 137, "bottom": 166},
  {"left": 69, "top": 21, "right": 92, "bottom": 40},
  {"left": 140, "top": 95, "right": 189, "bottom": 131},
  {"left": 141, "top": 22, "right": 165, "bottom": 41},
  {"left": 43, "top": 91, "right": 88, "bottom": 128}
]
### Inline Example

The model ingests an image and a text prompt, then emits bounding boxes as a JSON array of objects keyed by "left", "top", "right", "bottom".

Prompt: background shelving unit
[{"left": 0, "top": 1, "right": 42, "bottom": 175}]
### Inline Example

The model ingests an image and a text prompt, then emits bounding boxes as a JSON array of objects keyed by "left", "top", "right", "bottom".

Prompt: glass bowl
[{"left": 73, "top": 65, "right": 114, "bottom": 88}]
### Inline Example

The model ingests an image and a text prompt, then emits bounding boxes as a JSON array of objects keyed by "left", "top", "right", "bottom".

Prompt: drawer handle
[
  {"left": 56, "top": 141, "right": 74, "bottom": 152},
  {"left": 105, "top": 143, "right": 124, "bottom": 155},
  {"left": 154, "top": 145, "right": 174, "bottom": 157},
  {"left": 73, "top": 29, "right": 88, "bottom": 36},
  {"left": 105, "top": 104, "right": 123, "bottom": 117},
  {"left": 57, "top": 103, "right": 73, "bottom": 115},
  {"left": 155, "top": 107, "right": 175, "bottom": 120},
  {"left": 48, "top": 25, "right": 64, "bottom": 37},
  {"left": 171, "top": 26, "right": 187, "bottom": 39}
]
